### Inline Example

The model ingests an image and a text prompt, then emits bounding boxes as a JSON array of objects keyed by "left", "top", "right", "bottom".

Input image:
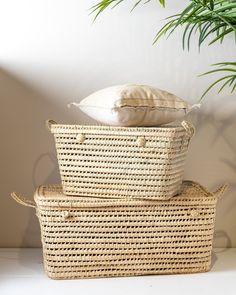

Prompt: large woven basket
[
  {"left": 47, "top": 120, "right": 194, "bottom": 200},
  {"left": 11, "top": 181, "right": 226, "bottom": 280}
]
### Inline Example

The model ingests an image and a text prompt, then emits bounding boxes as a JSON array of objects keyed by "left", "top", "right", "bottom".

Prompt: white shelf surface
[{"left": 1, "top": 248, "right": 236, "bottom": 295}]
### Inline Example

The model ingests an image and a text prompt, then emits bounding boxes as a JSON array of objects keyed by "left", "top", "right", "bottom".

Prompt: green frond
[
  {"left": 91, "top": 0, "right": 165, "bottom": 19},
  {"left": 154, "top": 0, "right": 236, "bottom": 49},
  {"left": 200, "top": 62, "right": 236, "bottom": 100}
]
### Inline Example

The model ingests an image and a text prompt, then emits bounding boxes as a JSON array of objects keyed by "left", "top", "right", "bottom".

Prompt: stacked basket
[{"left": 11, "top": 119, "right": 227, "bottom": 280}]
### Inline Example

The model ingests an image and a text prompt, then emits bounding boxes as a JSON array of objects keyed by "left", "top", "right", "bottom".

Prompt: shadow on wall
[
  {"left": 211, "top": 230, "right": 232, "bottom": 270},
  {"left": 0, "top": 67, "right": 72, "bottom": 248},
  {"left": 185, "top": 95, "right": 236, "bottom": 248}
]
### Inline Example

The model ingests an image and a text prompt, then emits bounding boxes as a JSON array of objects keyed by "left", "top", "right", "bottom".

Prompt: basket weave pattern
[
  {"left": 49, "top": 122, "right": 194, "bottom": 200},
  {"left": 33, "top": 181, "right": 223, "bottom": 279}
]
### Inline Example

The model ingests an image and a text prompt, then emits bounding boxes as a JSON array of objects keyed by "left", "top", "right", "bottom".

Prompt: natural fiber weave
[
  {"left": 47, "top": 120, "right": 194, "bottom": 200},
  {"left": 11, "top": 181, "right": 226, "bottom": 279}
]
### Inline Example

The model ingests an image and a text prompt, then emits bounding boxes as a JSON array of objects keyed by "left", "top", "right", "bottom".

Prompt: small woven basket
[
  {"left": 47, "top": 120, "right": 194, "bottom": 200},
  {"left": 12, "top": 181, "right": 226, "bottom": 280}
]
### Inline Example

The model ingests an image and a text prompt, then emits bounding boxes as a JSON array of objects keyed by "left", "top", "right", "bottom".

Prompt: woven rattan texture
[
  {"left": 34, "top": 181, "right": 219, "bottom": 279},
  {"left": 50, "top": 123, "right": 193, "bottom": 200}
]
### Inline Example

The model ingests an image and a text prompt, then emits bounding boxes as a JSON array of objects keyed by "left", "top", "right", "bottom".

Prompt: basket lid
[{"left": 33, "top": 181, "right": 226, "bottom": 209}]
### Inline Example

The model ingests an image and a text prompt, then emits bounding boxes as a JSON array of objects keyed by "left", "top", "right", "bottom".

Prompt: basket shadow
[
  {"left": 185, "top": 97, "right": 236, "bottom": 249},
  {"left": 211, "top": 247, "right": 236, "bottom": 273},
  {"left": 0, "top": 67, "right": 67, "bottom": 250}
]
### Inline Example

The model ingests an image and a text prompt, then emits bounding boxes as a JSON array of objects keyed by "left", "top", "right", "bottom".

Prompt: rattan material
[
  {"left": 47, "top": 120, "right": 194, "bottom": 200},
  {"left": 11, "top": 181, "right": 226, "bottom": 279}
]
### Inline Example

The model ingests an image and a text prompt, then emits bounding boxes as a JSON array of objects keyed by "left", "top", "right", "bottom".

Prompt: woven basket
[
  {"left": 11, "top": 181, "right": 226, "bottom": 280},
  {"left": 47, "top": 120, "right": 194, "bottom": 200}
]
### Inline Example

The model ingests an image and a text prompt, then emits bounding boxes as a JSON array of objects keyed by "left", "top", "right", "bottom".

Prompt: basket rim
[
  {"left": 46, "top": 119, "right": 195, "bottom": 137},
  {"left": 50, "top": 124, "right": 188, "bottom": 136},
  {"left": 51, "top": 123, "right": 183, "bottom": 129}
]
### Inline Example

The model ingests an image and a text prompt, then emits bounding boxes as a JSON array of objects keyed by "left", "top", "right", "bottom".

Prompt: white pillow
[{"left": 69, "top": 84, "right": 197, "bottom": 126}]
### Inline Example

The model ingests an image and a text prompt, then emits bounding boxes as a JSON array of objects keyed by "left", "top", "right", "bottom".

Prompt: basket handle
[
  {"left": 11, "top": 192, "right": 36, "bottom": 208},
  {"left": 46, "top": 119, "right": 57, "bottom": 131},
  {"left": 213, "top": 184, "right": 228, "bottom": 199},
  {"left": 181, "top": 121, "right": 195, "bottom": 138}
]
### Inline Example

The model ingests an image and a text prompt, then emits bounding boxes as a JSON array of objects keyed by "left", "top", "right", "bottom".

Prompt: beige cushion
[{"left": 69, "top": 84, "right": 193, "bottom": 126}]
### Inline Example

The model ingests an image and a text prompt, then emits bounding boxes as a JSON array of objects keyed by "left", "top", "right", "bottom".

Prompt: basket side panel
[
  {"left": 53, "top": 128, "right": 190, "bottom": 199},
  {"left": 37, "top": 200, "right": 216, "bottom": 279}
]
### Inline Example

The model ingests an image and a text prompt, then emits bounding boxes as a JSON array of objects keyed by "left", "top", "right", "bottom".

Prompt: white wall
[{"left": 0, "top": 0, "right": 235, "bottom": 247}]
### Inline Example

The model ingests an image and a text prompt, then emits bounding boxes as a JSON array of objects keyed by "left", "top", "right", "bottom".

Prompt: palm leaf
[
  {"left": 200, "top": 62, "right": 236, "bottom": 99},
  {"left": 209, "top": 27, "right": 234, "bottom": 44},
  {"left": 154, "top": 0, "right": 236, "bottom": 48},
  {"left": 91, "top": 0, "right": 165, "bottom": 20}
]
